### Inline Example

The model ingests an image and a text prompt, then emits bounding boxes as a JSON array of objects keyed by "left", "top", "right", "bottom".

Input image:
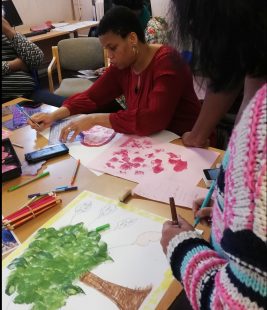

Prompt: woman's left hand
[
  {"left": 60, "top": 115, "right": 94, "bottom": 142},
  {"left": 160, "top": 217, "right": 194, "bottom": 255}
]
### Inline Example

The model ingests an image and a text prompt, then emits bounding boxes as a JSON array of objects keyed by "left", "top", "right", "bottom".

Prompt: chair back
[{"left": 57, "top": 37, "right": 104, "bottom": 71}]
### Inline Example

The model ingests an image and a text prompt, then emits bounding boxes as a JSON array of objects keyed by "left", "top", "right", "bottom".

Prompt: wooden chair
[{"left": 48, "top": 37, "right": 104, "bottom": 97}]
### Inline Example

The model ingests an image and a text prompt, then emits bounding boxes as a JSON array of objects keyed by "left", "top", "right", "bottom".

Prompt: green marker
[
  {"left": 8, "top": 171, "right": 50, "bottom": 192},
  {"left": 95, "top": 223, "right": 110, "bottom": 232}
]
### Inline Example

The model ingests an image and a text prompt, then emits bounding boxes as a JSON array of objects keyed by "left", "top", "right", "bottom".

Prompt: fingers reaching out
[{"left": 59, "top": 123, "right": 80, "bottom": 143}]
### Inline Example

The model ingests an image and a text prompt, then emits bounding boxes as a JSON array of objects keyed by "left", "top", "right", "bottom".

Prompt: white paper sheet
[
  {"left": 133, "top": 177, "right": 209, "bottom": 209},
  {"left": 39, "top": 129, "right": 179, "bottom": 176},
  {"left": 2, "top": 191, "right": 173, "bottom": 310},
  {"left": 52, "top": 22, "right": 69, "bottom": 28},
  {"left": 52, "top": 21, "right": 99, "bottom": 32},
  {"left": 87, "top": 135, "right": 219, "bottom": 184}
]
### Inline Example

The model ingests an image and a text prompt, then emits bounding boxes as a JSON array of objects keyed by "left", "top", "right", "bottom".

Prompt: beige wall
[{"left": 12, "top": 0, "right": 76, "bottom": 25}]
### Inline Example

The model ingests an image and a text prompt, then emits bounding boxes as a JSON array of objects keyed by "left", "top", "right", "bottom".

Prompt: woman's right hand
[
  {"left": 193, "top": 197, "right": 214, "bottom": 226},
  {"left": 182, "top": 131, "right": 210, "bottom": 148},
  {"left": 27, "top": 113, "right": 55, "bottom": 131}
]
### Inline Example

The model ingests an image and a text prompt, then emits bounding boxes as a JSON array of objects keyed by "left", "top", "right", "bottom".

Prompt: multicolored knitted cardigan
[{"left": 167, "top": 84, "right": 267, "bottom": 309}]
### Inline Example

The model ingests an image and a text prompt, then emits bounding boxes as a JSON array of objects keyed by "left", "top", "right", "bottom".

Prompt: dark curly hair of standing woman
[
  {"left": 98, "top": 6, "right": 145, "bottom": 43},
  {"left": 169, "top": 0, "right": 267, "bottom": 92}
]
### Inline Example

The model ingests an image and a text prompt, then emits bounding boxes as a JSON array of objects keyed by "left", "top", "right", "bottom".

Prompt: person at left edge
[
  {"left": 2, "top": 16, "right": 44, "bottom": 102},
  {"left": 28, "top": 6, "right": 201, "bottom": 141}
]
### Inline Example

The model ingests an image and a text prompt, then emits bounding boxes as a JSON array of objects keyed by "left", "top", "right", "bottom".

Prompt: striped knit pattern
[
  {"left": 168, "top": 84, "right": 267, "bottom": 310},
  {"left": 2, "top": 33, "right": 44, "bottom": 101}
]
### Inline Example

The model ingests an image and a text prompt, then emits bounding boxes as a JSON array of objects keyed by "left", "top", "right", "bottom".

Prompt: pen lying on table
[{"left": 28, "top": 186, "right": 78, "bottom": 198}]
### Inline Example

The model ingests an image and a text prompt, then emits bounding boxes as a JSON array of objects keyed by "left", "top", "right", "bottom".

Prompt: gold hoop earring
[{"left": 132, "top": 44, "right": 139, "bottom": 56}]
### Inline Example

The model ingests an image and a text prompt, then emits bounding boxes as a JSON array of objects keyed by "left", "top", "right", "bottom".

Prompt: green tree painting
[
  {"left": 5, "top": 223, "right": 111, "bottom": 310},
  {"left": 5, "top": 223, "right": 152, "bottom": 310}
]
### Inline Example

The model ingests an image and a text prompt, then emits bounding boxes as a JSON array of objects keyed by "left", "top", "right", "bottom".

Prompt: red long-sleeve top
[{"left": 63, "top": 46, "right": 201, "bottom": 136}]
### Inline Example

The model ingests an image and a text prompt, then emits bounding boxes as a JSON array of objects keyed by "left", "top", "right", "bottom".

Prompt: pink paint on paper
[
  {"left": 167, "top": 152, "right": 187, "bottom": 172},
  {"left": 173, "top": 159, "right": 188, "bottom": 172},
  {"left": 153, "top": 165, "right": 164, "bottom": 174},
  {"left": 133, "top": 157, "right": 145, "bottom": 163},
  {"left": 169, "top": 159, "right": 178, "bottom": 164},
  {"left": 82, "top": 125, "right": 116, "bottom": 147},
  {"left": 114, "top": 149, "right": 128, "bottom": 156},
  {"left": 120, "top": 137, "right": 152, "bottom": 149},
  {"left": 167, "top": 152, "right": 179, "bottom": 158},
  {"left": 120, "top": 163, "right": 132, "bottom": 171},
  {"left": 151, "top": 159, "right": 164, "bottom": 174},
  {"left": 110, "top": 157, "right": 119, "bottom": 162},
  {"left": 87, "top": 135, "right": 219, "bottom": 185},
  {"left": 155, "top": 149, "right": 164, "bottom": 153}
]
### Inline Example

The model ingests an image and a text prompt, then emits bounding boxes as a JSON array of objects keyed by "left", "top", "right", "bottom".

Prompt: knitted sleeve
[
  {"left": 167, "top": 231, "right": 226, "bottom": 310},
  {"left": 10, "top": 33, "right": 44, "bottom": 69},
  {"left": 167, "top": 84, "right": 267, "bottom": 310}
]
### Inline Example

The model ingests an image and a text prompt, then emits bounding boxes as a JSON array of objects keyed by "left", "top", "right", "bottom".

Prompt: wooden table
[
  {"left": 15, "top": 20, "right": 99, "bottom": 70},
  {"left": 16, "top": 20, "right": 99, "bottom": 42},
  {"left": 2, "top": 98, "right": 224, "bottom": 309}
]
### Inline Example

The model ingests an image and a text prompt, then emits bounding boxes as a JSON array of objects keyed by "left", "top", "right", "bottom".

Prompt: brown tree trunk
[{"left": 80, "top": 272, "right": 152, "bottom": 310}]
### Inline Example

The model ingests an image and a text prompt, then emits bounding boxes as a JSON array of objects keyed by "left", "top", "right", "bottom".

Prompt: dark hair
[
  {"left": 112, "top": 0, "right": 144, "bottom": 11},
  {"left": 98, "top": 6, "right": 145, "bottom": 43},
  {"left": 169, "top": 0, "right": 267, "bottom": 91}
]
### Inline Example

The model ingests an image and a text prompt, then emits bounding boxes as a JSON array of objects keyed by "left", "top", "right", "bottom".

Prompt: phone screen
[
  {"left": 25, "top": 144, "right": 69, "bottom": 163},
  {"left": 203, "top": 168, "right": 220, "bottom": 180}
]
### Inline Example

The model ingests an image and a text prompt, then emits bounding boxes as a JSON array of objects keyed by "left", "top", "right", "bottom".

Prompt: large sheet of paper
[
  {"left": 133, "top": 175, "right": 209, "bottom": 208},
  {"left": 2, "top": 191, "right": 172, "bottom": 310},
  {"left": 52, "top": 21, "right": 99, "bottom": 32},
  {"left": 87, "top": 135, "right": 220, "bottom": 185},
  {"left": 40, "top": 128, "right": 179, "bottom": 176}
]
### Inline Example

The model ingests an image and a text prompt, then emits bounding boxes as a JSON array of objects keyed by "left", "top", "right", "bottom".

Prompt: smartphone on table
[
  {"left": 25, "top": 144, "right": 69, "bottom": 164},
  {"left": 203, "top": 168, "right": 220, "bottom": 188}
]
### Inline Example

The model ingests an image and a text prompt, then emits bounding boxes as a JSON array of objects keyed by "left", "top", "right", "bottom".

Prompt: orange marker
[{"left": 71, "top": 159, "right": 80, "bottom": 185}]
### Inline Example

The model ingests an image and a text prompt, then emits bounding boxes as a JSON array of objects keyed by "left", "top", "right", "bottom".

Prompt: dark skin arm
[{"left": 182, "top": 84, "right": 242, "bottom": 147}]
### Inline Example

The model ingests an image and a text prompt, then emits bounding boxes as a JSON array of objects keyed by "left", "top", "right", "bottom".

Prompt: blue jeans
[{"left": 30, "top": 89, "right": 66, "bottom": 107}]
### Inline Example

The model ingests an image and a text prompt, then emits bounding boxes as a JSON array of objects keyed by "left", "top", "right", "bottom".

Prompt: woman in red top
[{"left": 29, "top": 6, "right": 200, "bottom": 141}]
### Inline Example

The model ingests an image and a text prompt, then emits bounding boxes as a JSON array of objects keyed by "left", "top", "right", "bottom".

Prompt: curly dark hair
[
  {"left": 98, "top": 6, "right": 145, "bottom": 43},
  {"left": 169, "top": 0, "right": 267, "bottom": 91},
  {"left": 112, "top": 0, "right": 144, "bottom": 11}
]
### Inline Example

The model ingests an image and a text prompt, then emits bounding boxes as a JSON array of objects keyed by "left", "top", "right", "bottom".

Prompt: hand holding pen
[
  {"left": 27, "top": 112, "right": 54, "bottom": 131},
  {"left": 16, "top": 104, "right": 41, "bottom": 129},
  {"left": 192, "top": 198, "right": 213, "bottom": 226},
  {"left": 160, "top": 197, "right": 194, "bottom": 254},
  {"left": 193, "top": 180, "right": 216, "bottom": 228}
]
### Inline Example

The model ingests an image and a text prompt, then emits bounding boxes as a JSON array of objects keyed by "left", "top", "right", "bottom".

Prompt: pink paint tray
[{"left": 2, "top": 138, "right": 22, "bottom": 182}]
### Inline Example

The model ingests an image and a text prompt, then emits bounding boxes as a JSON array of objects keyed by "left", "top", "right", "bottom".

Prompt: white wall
[
  {"left": 150, "top": 0, "right": 171, "bottom": 18},
  {"left": 11, "top": 0, "right": 94, "bottom": 25},
  {"left": 73, "top": 0, "right": 94, "bottom": 21}
]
